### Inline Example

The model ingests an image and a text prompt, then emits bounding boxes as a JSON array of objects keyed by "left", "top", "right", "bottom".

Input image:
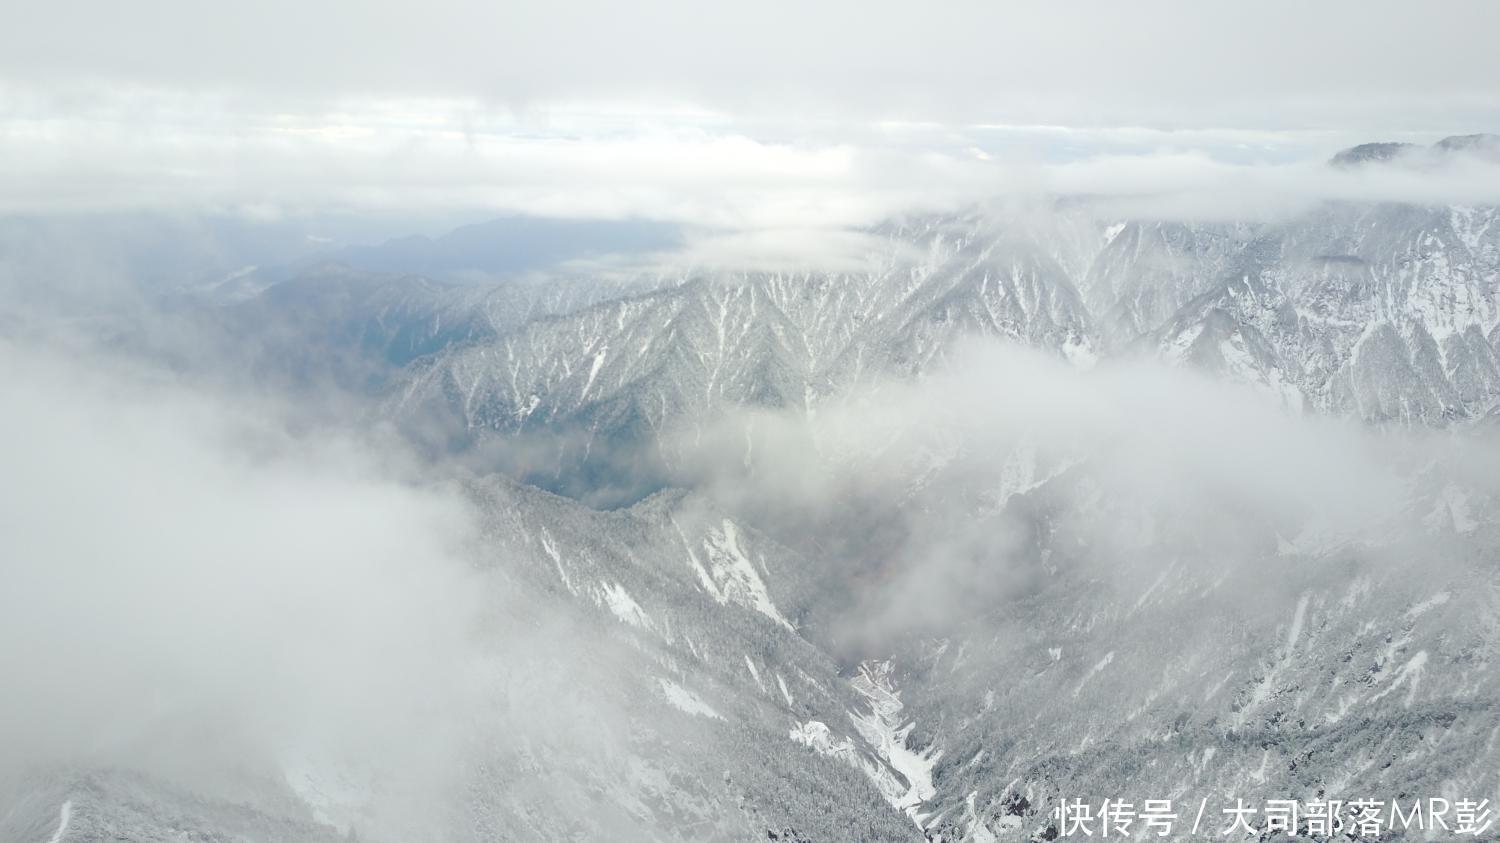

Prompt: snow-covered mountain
[
  {"left": 370, "top": 145, "right": 1500, "bottom": 506},
  {"left": 1141, "top": 200, "right": 1500, "bottom": 423},
  {"left": 8, "top": 136, "right": 1500, "bottom": 842}
]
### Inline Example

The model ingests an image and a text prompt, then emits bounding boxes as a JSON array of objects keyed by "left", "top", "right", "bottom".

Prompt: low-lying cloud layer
[
  {"left": 0, "top": 338, "right": 656, "bottom": 839},
  {"left": 5, "top": 92, "right": 1499, "bottom": 235},
  {"left": 0, "top": 339, "right": 482, "bottom": 812},
  {"left": 672, "top": 340, "right": 1492, "bottom": 652}
]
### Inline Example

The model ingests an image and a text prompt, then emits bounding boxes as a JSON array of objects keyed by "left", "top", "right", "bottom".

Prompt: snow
[
  {"left": 1203, "top": 671, "right": 1234, "bottom": 702},
  {"left": 671, "top": 519, "right": 721, "bottom": 598},
  {"left": 1281, "top": 515, "right": 1361, "bottom": 558},
  {"left": 1218, "top": 337, "right": 1303, "bottom": 411},
  {"left": 790, "top": 719, "right": 838, "bottom": 752},
  {"left": 1350, "top": 319, "right": 1385, "bottom": 368},
  {"left": 776, "top": 673, "right": 794, "bottom": 706},
  {"left": 848, "top": 660, "right": 943, "bottom": 824},
  {"left": 1250, "top": 747, "right": 1271, "bottom": 784},
  {"left": 538, "top": 528, "right": 576, "bottom": 593},
  {"left": 1370, "top": 651, "right": 1429, "bottom": 708},
  {"left": 1131, "top": 565, "right": 1174, "bottom": 613},
  {"left": 280, "top": 753, "right": 373, "bottom": 835},
  {"left": 681, "top": 519, "right": 794, "bottom": 631},
  {"left": 1061, "top": 334, "right": 1098, "bottom": 370},
  {"left": 1324, "top": 693, "right": 1358, "bottom": 724},
  {"left": 658, "top": 679, "right": 723, "bottom": 719},
  {"left": 515, "top": 393, "right": 541, "bottom": 421},
  {"left": 598, "top": 582, "right": 651, "bottom": 629},
  {"left": 1285, "top": 593, "right": 1310, "bottom": 653},
  {"left": 744, "top": 654, "right": 768, "bottom": 693},
  {"left": 46, "top": 800, "right": 71, "bottom": 843},
  {"left": 1406, "top": 591, "right": 1452, "bottom": 619},
  {"left": 789, "top": 720, "right": 910, "bottom": 816},
  {"left": 1162, "top": 324, "right": 1205, "bottom": 362},
  {"left": 1197, "top": 746, "right": 1217, "bottom": 773},
  {"left": 1072, "top": 651, "right": 1115, "bottom": 697},
  {"left": 581, "top": 346, "right": 607, "bottom": 400},
  {"left": 965, "top": 791, "right": 1000, "bottom": 843},
  {"left": 711, "top": 521, "right": 790, "bottom": 626}
]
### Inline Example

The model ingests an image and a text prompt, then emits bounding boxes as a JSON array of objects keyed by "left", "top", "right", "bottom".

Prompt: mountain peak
[
  {"left": 1329, "top": 134, "right": 1500, "bottom": 167},
  {"left": 1328, "top": 141, "right": 1419, "bottom": 167},
  {"left": 1434, "top": 132, "right": 1500, "bottom": 160}
]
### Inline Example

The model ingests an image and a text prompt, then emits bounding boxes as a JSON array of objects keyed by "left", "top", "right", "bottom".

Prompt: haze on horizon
[{"left": 2, "top": 0, "right": 1499, "bottom": 228}]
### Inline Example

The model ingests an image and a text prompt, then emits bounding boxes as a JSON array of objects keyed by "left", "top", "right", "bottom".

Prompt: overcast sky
[{"left": 2, "top": 0, "right": 1499, "bottom": 223}]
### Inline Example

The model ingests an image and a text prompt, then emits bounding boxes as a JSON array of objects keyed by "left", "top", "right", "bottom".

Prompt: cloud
[
  {"left": 668, "top": 339, "right": 1478, "bottom": 652},
  {"left": 0, "top": 337, "right": 652, "bottom": 839},
  {"left": 606, "top": 227, "right": 913, "bottom": 274},
  {"left": 1042, "top": 150, "right": 1500, "bottom": 220},
  {"left": 2, "top": 3, "right": 1497, "bottom": 247},
  {"left": 0, "top": 339, "right": 471, "bottom": 809},
  {"left": 4, "top": 90, "right": 1499, "bottom": 231},
  {"left": 2, "top": 1, "right": 1498, "bottom": 130},
  {"left": 0, "top": 97, "right": 987, "bottom": 225}
]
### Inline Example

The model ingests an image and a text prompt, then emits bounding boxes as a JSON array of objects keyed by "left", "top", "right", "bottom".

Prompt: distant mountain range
[{"left": 1330, "top": 133, "right": 1500, "bottom": 166}]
